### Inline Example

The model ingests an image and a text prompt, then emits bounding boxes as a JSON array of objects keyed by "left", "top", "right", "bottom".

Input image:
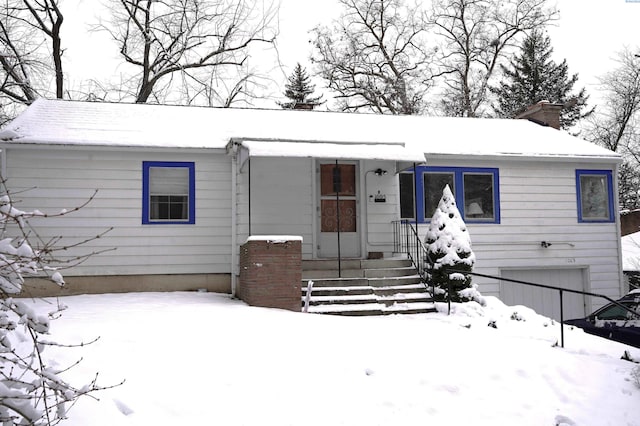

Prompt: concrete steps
[{"left": 301, "top": 258, "right": 435, "bottom": 316}]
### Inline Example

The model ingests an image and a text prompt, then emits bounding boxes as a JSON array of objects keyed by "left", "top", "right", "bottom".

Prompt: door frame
[{"left": 314, "top": 159, "right": 363, "bottom": 259}]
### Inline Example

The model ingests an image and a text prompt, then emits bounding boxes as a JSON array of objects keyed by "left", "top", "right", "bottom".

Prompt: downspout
[
  {"left": 614, "top": 161, "right": 624, "bottom": 297},
  {"left": 413, "top": 162, "right": 426, "bottom": 287},
  {"left": 334, "top": 160, "right": 342, "bottom": 277},
  {"left": 0, "top": 147, "right": 6, "bottom": 178},
  {"left": 248, "top": 158, "right": 252, "bottom": 235},
  {"left": 230, "top": 146, "right": 238, "bottom": 297},
  {"left": 413, "top": 162, "right": 419, "bottom": 226}
]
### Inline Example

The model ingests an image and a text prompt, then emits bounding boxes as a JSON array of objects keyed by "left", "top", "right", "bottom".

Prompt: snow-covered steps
[
  {"left": 306, "top": 301, "right": 436, "bottom": 316},
  {"left": 301, "top": 258, "right": 435, "bottom": 316},
  {"left": 302, "top": 258, "right": 416, "bottom": 279}
]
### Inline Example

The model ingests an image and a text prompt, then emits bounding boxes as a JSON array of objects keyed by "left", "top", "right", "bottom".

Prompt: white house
[{"left": 0, "top": 99, "right": 624, "bottom": 317}]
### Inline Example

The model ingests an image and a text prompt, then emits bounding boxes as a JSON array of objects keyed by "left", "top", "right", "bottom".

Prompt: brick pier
[{"left": 238, "top": 236, "right": 302, "bottom": 312}]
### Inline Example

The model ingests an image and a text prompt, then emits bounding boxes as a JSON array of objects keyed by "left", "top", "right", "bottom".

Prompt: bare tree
[
  {"left": 311, "top": 0, "right": 436, "bottom": 115},
  {"left": 0, "top": 0, "right": 65, "bottom": 123},
  {"left": 2, "top": 0, "right": 64, "bottom": 97},
  {"left": 428, "top": 0, "right": 558, "bottom": 117},
  {"left": 587, "top": 49, "right": 640, "bottom": 153},
  {"left": 0, "top": 12, "right": 38, "bottom": 104},
  {"left": 99, "top": 0, "right": 278, "bottom": 105},
  {"left": 586, "top": 48, "right": 640, "bottom": 210},
  {"left": 178, "top": 60, "right": 273, "bottom": 108},
  {"left": 22, "top": 0, "right": 64, "bottom": 98},
  {"left": 618, "top": 161, "right": 640, "bottom": 211}
]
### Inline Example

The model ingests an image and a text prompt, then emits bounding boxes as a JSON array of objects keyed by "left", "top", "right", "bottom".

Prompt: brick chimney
[{"left": 516, "top": 101, "right": 563, "bottom": 130}]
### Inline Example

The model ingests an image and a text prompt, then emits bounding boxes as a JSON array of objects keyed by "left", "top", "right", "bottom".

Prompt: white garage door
[{"left": 500, "top": 268, "right": 587, "bottom": 321}]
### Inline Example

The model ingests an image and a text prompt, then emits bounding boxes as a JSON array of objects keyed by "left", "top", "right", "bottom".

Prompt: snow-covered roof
[
  {"left": 235, "top": 140, "right": 426, "bottom": 168},
  {"left": 0, "top": 98, "right": 621, "bottom": 161}
]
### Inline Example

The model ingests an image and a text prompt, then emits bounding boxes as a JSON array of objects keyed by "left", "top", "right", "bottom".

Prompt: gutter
[{"left": 425, "top": 152, "right": 623, "bottom": 164}]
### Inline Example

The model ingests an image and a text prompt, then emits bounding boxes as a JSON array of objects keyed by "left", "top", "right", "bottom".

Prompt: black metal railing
[
  {"left": 393, "top": 220, "right": 430, "bottom": 284},
  {"left": 392, "top": 220, "right": 639, "bottom": 348},
  {"left": 444, "top": 268, "right": 640, "bottom": 348}
]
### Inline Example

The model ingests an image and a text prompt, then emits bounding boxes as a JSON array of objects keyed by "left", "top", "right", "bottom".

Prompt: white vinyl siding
[
  {"left": 362, "top": 160, "right": 400, "bottom": 254},
  {"left": 4, "top": 147, "right": 231, "bottom": 276},
  {"left": 235, "top": 158, "right": 401, "bottom": 259},
  {"left": 236, "top": 157, "right": 315, "bottom": 258},
  {"left": 418, "top": 158, "right": 622, "bottom": 312}
]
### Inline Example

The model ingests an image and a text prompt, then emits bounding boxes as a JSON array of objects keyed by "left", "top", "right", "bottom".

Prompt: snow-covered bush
[
  {"left": 425, "top": 185, "right": 482, "bottom": 304},
  {"left": 0, "top": 181, "right": 116, "bottom": 425}
]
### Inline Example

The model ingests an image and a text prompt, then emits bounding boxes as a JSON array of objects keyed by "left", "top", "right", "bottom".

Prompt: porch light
[{"left": 374, "top": 168, "right": 387, "bottom": 176}]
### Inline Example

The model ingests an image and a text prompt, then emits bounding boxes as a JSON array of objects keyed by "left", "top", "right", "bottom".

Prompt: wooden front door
[{"left": 318, "top": 162, "right": 361, "bottom": 258}]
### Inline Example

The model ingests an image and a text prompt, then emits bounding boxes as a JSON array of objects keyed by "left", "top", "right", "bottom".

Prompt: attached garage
[{"left": 500, "top": 268, "right": 588, "bottom": 320}]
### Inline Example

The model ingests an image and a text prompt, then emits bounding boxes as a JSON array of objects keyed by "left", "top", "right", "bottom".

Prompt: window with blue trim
[
  {"left": 142, "top": 161, "right": 195, "bottom": 224},
  {"left": 400, "top": 166, "right": 500, "bottom": 223},
  {"left": 399, "top": 172, "right": 415, "bottom": 219},
  {"left": 576, "top": 170, "right": 614, "bottom": 223}
]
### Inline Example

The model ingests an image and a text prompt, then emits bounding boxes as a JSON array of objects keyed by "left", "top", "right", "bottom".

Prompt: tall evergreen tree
[
  {"left": 491, "top": 30, "right": 591, "bottom": 129},
  {"left": 279, "top": 63, "right": 323, "bottom": 110}
]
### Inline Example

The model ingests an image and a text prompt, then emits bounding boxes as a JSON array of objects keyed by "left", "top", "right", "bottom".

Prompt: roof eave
[
  {"left": 0, "top": 139, "right": 225, "bottom": 153},
  {"left": 425, "top": 152, "right": 623, "bottom": 164}
]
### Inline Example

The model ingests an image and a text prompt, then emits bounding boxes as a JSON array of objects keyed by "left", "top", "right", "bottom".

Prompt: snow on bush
[
  {"left": 0, "top": 181, "right": 117, "bottom": 425},
  {"left": 425, "top": 185, "right": 482, "bottom": 304}
]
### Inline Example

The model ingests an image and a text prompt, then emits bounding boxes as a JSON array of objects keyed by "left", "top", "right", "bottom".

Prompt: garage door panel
[{"left": 500, "top": 268, "right": 586, "bottom": 321}]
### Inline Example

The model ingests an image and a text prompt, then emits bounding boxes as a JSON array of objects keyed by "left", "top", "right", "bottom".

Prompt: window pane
[
  {"left": 150, "top": 195, "right": 166, "bottom": 220},
  {"left": 580, "top": 175, "right": 610, "bottom": 220},
  {"left": 149, "top": 166, "right": 190, "bottom": 221},
  {"left": 320, "top": 164, "right": 356, "bottom": 196},
  {"left": 320, "top": 199, "right": 357, "bottom": 232},
  {"left": 463, "top": 173, "right": 494, "bottom": 221},
  {"left": 424, "top": 172, "right": 454, "bottom": 219},
  {"left": 596, "top": 303, "right": 634, "bottom": 320},
  {"left": 149, "top": 167, "right": 189, "bottom": 194},
  {"left": 169, "top": 195, "right": 188, "bottom": 220},
  {"left": 399, "top": 173, "right": 415, "bottom": 219},
  {"left": 150, "top": 195, "right": 188, "bottom": 220}
]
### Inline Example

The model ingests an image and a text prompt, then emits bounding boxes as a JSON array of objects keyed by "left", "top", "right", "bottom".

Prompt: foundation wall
[{"left": 19, "top": 274, "right": 231, "bottom": 298}]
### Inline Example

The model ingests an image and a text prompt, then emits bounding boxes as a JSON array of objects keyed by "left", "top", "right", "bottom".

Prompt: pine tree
[
  {"left": 279, "top": 63, "right": 323, "bottom": 110},
  {"left": 425, "top": 185, "right": 480, "bottom": 304},
  {"left": 491, "top": 30, "right": 591, "bottom": 129}
]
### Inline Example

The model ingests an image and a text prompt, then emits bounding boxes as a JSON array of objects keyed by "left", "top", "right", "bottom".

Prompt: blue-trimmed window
[
  {"left": 399, "top": 172, "right": 415, "bottom": 219},
  {"left": 400, "top": 166, "right": 500, "bottom": 224},
  {"left": 142, "top": 161, "right": 195, "bottom": 224},
  {"left": 576, "top": 169, "right": 614, "bottom": 223}
]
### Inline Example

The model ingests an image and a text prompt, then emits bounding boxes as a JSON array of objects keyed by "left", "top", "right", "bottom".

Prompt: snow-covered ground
[{"left": 22, "top": 292, "right": 640, "bottom": 425}]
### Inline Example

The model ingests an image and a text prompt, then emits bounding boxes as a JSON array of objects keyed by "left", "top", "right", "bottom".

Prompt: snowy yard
[{"left": 19, "top": 292, "right": 640, "bottom": 425}]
